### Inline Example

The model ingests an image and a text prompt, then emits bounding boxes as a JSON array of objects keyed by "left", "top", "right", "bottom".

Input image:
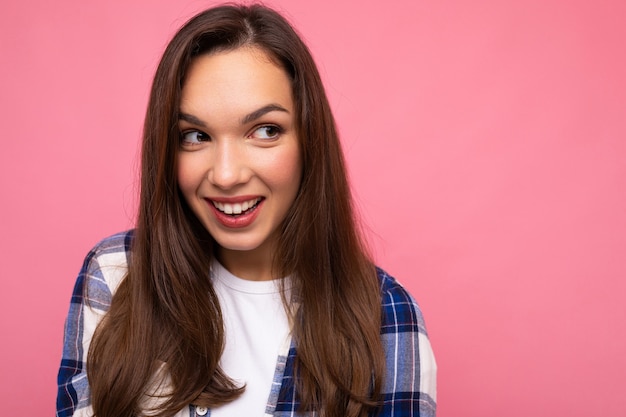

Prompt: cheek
[
  {"left": 262, "top": 147, "right": 302, "bottom": 195},
  {"left": 176, "top": 155, "right": 203, "bottom": 197}
]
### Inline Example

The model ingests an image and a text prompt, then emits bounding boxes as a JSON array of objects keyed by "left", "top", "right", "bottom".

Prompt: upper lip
[{"left": 206, "top": 195, "right": 263, "bottom": 203}]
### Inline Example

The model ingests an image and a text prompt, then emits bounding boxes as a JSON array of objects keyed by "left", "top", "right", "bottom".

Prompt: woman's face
[{"left": 177, "top": 46, "right": 301, "bottom": 277}]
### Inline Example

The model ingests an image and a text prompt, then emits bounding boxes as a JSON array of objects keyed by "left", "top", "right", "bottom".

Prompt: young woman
[{"left": 56, "top": 4, "right": 436, "bottom": 417}]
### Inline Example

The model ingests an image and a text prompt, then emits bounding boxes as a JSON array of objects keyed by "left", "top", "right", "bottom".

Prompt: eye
[
  {"left": 180, "top": 130, "right": 210, "bottom": 145},
  {"left": 249, "top": 125, "right": 282, "bottom": 140}
]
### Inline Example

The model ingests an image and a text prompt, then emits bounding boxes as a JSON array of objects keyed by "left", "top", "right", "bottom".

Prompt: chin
[{"left": 213, "top": 236, "right": 266, "bottom": 253}]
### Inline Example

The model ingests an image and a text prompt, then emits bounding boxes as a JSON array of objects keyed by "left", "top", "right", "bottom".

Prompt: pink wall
[{"left": 1, "top": 0, "right": 624, "bottom": 415}]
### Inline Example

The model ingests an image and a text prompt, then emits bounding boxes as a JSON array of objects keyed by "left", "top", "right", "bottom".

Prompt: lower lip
[{"left": 207, "top": 199, "right": 263, "bottom": 229}]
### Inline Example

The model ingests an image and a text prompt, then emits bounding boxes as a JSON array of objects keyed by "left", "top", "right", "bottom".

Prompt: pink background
[{"left": 1, "top": 0, "right": 625, "bottom": 415}]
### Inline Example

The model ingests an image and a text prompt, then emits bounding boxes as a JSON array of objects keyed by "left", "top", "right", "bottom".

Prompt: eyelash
[
  {"left": 180, "top": 130, "right": 210, "bottom": 145},
  {"left": 250, "top": 124, "right": 283, "bottom": 140},
  {"left": 179, "top": 124, "right": 283, "bottom": 146}
]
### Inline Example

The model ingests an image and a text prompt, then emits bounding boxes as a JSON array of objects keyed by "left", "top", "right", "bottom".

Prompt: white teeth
[{"left": 212, "top": 198, "right": 259, "bottom": 215}]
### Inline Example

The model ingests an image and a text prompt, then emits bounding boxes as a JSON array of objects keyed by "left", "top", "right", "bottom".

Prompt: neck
[{"left": 216, "top": 242, "right": 278, "bottom": 281}]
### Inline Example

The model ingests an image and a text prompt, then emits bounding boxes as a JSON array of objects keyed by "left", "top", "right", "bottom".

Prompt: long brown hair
[{"left": 87, "top": 4, "right": 384, "bottom": 416}]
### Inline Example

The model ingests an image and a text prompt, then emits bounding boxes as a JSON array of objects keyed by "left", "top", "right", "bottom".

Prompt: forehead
[{"left": 179, "top": 46, "right": 293, "bottom": 117}]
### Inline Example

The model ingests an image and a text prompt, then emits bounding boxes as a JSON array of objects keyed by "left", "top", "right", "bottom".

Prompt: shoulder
[
  {"left": 375, "top": 267, "right": 438, "bottom": 414},
  {"left": 57, "top": 231, "right": 135, "bottom": 415},
  {"left": 376, "top": 267, "right": 429, "bottom": 336},
  {"left": 75, "top": 230, "right": 134, "bottom": 308},
  {"left": 86, "top": 229, "right": 134, "bottom": 261}
]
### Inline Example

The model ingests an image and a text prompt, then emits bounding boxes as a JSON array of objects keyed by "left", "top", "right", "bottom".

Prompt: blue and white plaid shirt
[{"left": 57, "top": 231, "right": 437, "bottom": 416}]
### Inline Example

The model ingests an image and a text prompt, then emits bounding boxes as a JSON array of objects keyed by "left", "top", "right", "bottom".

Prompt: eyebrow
[
  {"left": 240, "top": 104, "right": 289, "bottom": 125},
  {"left": 178, "top": 112, "right": 207, "bottom": 127},
  {"left": 178, "top": 104, "right": 290, "bottom": 127}
]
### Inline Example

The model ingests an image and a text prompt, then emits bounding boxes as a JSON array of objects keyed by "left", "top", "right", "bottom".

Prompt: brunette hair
[{"left": 87, "top": 4, "right": 384, "bottom": 417}]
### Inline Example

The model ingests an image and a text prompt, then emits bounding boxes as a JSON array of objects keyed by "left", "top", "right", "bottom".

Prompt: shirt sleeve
[
  {"left": 56, "top": 232, "right": 131, "bottom": 417},
  {"left": 378, "top": 268, "right": 437, "bottom": 417}
]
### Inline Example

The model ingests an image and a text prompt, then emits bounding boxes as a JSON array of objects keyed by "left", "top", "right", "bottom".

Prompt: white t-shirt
[{"left": 210, "top": 260, "right": 291, "bottom": 417}]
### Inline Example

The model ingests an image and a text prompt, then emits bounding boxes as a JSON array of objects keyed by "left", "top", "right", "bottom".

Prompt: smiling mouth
[{"left": 211, "top": 197, "right": 262, "bottom": 216}]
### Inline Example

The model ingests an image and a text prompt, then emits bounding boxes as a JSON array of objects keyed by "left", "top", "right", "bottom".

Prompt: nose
[{"left": 207, "top": 141, "right": 250, "bottom": 190}]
